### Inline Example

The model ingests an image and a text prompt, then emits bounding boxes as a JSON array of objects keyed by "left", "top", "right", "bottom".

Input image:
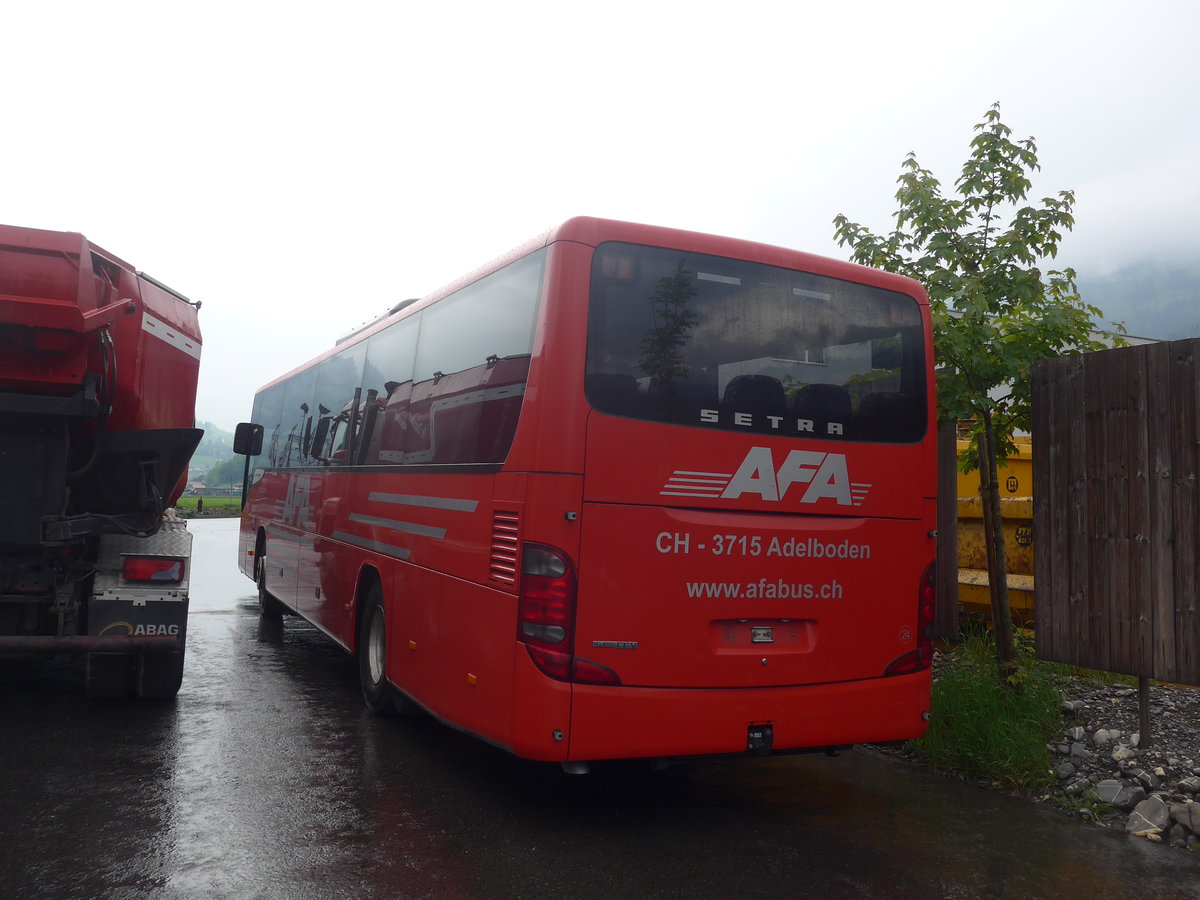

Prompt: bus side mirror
[{"left": 234, "top": 422, "right": 264, "bottom": 456}]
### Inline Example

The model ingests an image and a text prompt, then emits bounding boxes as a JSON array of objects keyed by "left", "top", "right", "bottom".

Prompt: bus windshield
[{"left": 585, "top": 242, "right": 926, "bottom": 443}]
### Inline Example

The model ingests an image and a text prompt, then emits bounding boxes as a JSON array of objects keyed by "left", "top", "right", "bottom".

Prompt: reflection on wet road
[{"left": 1, "top": 519, "right": 1197, "bottom": 898}]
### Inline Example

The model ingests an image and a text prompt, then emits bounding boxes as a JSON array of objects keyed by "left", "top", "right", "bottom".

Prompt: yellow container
[{"left": 955, "top": 437, "right": 1034, "bottom": 622}]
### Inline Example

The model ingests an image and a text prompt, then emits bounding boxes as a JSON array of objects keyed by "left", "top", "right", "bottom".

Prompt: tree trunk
[{"left": 978, "top": 413, "right": 1017, "bottom": 673}]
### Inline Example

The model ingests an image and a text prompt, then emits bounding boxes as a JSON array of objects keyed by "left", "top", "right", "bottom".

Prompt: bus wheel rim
[{"left": 368, "top": 609, "right": 385, "bottom": 685}]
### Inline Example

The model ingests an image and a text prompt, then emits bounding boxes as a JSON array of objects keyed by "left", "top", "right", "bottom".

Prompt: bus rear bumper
[{"left": 565, "top": 671, "right": 931, "bottom": 762}]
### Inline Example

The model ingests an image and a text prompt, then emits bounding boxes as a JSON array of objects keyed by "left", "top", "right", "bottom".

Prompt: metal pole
[{"left": 1138, "top": 675, "right": 1152, "bottom": 750}]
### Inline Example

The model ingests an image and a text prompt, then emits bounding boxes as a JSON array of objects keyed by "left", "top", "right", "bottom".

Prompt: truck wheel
[
  {"left": 258, "top": 556, "right": 283, "bottom": 622},
  {"left": 85, "top": 653, "right": 132, "bottom": 699},
  {"left": 137, "top": 651, "right": 185, "bottom": 699}
]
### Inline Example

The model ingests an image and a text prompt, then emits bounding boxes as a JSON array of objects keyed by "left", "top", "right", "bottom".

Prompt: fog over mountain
[{"left": 1078, "top": 263, "right": 1200, "bottom": 341}]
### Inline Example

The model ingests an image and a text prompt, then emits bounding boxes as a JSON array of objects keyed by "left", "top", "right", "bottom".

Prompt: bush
[{"left": 913, "top": 633, "right": 1062, "bottom": 791}]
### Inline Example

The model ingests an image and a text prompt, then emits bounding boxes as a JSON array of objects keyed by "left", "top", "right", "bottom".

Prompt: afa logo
[{"left": 661, "top": 447, "right": 871, "bottom": 507}]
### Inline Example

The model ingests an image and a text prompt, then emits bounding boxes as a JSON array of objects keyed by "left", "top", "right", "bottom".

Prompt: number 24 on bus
[{"left": 234, "top": 217, "right": 937, "bottom": 773}]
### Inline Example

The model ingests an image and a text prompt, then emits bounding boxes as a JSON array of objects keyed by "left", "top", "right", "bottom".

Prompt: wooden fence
[{"left": 1032, "top": 339, "right": 1200, "bottom": 686}]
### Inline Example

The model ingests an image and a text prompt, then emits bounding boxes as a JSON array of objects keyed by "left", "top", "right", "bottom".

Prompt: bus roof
[{"left": 252, "top": 217, "right": 927, "bottom": 396}]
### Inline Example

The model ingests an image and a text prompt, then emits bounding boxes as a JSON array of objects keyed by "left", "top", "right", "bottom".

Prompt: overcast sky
[{"left": 5, "top": 0, "right": 1197, "bottom": 430}]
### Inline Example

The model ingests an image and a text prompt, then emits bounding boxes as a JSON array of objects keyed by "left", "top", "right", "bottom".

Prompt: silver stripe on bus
[
  {"left": 332, "top": 531, "right": 413, "bottom": 560},
  {"left": 850, "top": 482, "right": 873, "bottom": 507},
  {"left": 368, "top": 492, "right": 479, "bottom": 512},
  {"left": 348, "top": 513, "right": 447, "bottom": 539},
  {"left": 141, "top": 312, "right": 202, "bottom": 361},
  {"left": 661, "top": 469, "right": 731, "bottom": 497}
]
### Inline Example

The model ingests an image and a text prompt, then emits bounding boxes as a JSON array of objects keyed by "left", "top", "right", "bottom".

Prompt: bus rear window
[{"left": 584, "top": 243, "right": 927, "bottom": 443}]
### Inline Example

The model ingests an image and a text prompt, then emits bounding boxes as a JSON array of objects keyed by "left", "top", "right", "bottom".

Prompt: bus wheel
[
  {"left": 258, "top": 556, "right": 283, "bottom": 622},
  {"left": 85, "top": 653, "right": 132, "bottom": 699},
  {"left": 358, "top": 585, "right": 395, "bottom": 715},
  {"left": 137, "top": 650, "right": 185, "bottom": 699}
]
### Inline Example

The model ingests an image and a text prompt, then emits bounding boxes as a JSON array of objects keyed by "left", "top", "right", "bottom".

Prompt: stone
[
  {"left": 1176, "top": 776, "right": 1200, "bottom": 794},
  {"left": 1126, "top": 796, "right": 1170, "bottom": 836},
  {"left": 1056, "top": 762, "right": 1077, "bottom": 780},
  {"left": 1093, "top": 728, "right": 1121, "bottom": 746},
  {"left": 1065, "top": 726, "right": 1085, "bottom": 741},
  {"left": 1169, "top": 800, "right": 1200, "bottom": 834},
  {"left": 1111, "top": 745, "right": 1137, "bottom": 763},
  {"left": 1134, "top": 769, "right": 1162, "bottom": 791},
  {"left": 1088, "top": 780, "right": 1147, "bottom": 811},
  {"left": 1088, "top": 779, "right": 1123, "bottom": 801}
]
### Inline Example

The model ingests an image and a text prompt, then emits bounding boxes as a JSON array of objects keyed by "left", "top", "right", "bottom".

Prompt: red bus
[{"left": 236, "top": 217, "right": 936, "bottom": 771}]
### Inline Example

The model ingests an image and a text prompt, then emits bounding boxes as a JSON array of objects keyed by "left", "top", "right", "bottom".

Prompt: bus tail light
[
  {"left": 123, "top": 556, "right": 186, "bottom": 584},
  {"left": 884, "top": 561, "right": 936, "bottom": 676},
  {"left": 517, "top": 543, "right": 619, "bottom": 686}
]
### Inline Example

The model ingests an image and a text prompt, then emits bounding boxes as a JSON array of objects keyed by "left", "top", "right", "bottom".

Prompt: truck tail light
[
  {"left": 517, "top": 543, "right": 619, "bottom": 686},
  {"left": 123, "top": 556, "right": 185, "bottom": 584},
  {"left": 884, "top": 561, "right": 936, "bottom": 676}
]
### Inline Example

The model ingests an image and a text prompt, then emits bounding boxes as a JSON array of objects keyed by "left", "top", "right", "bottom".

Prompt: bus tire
[
  {"left": 358, "top": 584, "right": 395, "bottom": 715},
  {"left": 258, "top": 556, "right": 283, "bottom": 622},
  {"left": 85, "top": 653, "right": 132, "bottom": 699},
  {"left": 391, "top": 686, "right": 420, "bottom": 717},
  {"left": 137, "top": 650, "right": 185, "bottom": 699}
]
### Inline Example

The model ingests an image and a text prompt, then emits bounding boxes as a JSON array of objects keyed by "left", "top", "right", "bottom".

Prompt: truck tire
[
  {"left": 85, "top": 653, "right": 133, "bottom": 699},
  {"left": 137, "top": 651, "right": 185, "bottom": 699},
  {"left": 258, "top": 556, "right": 283, "bottom": 622}
]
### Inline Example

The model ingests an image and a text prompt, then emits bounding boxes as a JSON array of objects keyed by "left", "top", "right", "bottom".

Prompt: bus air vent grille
[{"left": 489, "top": 510, "right": 520, "bottom": 586}]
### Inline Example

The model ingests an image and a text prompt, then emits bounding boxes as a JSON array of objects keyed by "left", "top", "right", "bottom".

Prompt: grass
[
  {"left": 912, "top": 632, "right": 1063, "bottom": 792},
  {"left": 174, "top": 496, "right": 241, "bottom": 513}
]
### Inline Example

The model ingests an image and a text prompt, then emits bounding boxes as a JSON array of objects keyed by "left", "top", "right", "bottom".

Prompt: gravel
[{"left": 870, "top": 656, "right": 1200, "bottom": 846}]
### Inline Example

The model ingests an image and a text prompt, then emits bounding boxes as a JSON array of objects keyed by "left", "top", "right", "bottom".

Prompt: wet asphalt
[{"left": 1, "top": 517, "right": 1197, "bottom": 899}]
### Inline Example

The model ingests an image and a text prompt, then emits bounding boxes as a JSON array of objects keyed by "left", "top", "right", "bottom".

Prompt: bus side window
[
  {"left": 362, "top": 316, "right": 419, "bottom": 466},
  {"left": 373, "top": 381, "right": 413, "bottom": 465},
  {"left": 476, "top": 354, "right": 531, "bottom": 462}
]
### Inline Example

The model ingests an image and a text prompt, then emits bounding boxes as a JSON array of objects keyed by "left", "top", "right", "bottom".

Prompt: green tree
[
  {"left": 638, "top": 260, "right": 700, "bottom": 415},
  {"left": 833, "top": 103, "right": 1118, "bottom": 674},
  {"left": 205, "top": 455, "right": 243, "bottom": 489},
  {"left": 638, "top": 260, "right": 699, "bottom": 381}
]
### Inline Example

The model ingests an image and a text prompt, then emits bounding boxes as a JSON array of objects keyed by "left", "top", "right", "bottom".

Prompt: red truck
[{"left": 0, "top": 224, "right": 203, "bottom": 698}]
